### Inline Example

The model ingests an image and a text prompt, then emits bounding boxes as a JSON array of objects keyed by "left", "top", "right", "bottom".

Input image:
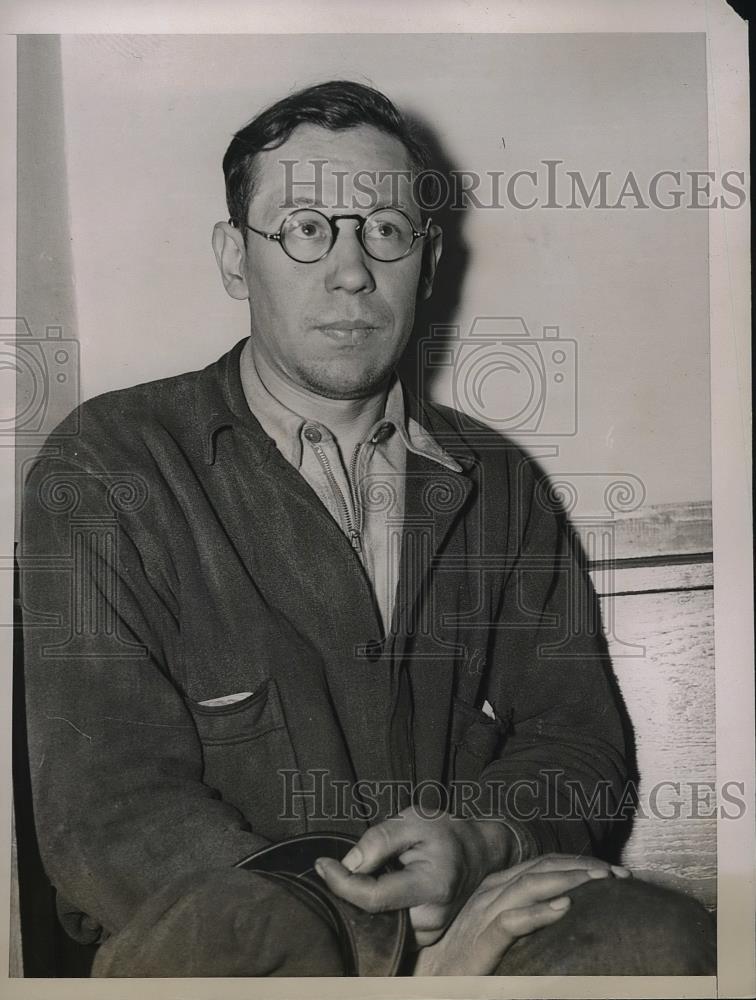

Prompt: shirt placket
[{"left": 302, "top": 424, "right": 365, "bottom": 555}]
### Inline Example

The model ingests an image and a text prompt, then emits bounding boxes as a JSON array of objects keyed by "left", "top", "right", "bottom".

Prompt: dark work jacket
[{"left": 20, "top": 337, "right": 628, "bottom": 942}]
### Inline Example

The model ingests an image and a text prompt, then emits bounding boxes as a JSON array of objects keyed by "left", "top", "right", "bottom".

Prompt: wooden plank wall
[{"left": 588, "top": 501, "right": 716, "bottom": 909}]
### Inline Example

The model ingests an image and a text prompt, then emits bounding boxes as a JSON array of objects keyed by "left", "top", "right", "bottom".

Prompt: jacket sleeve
[
  {"left": 478, "top": 452, "right": 629, "bottom": 860},
  {"left": 19, "top": 450, "right": 272, "bottom": 937}
]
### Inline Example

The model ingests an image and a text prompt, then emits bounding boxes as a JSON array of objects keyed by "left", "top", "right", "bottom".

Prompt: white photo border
[{"left": 0, "top": 3, "right": 750, "bottom": 998}]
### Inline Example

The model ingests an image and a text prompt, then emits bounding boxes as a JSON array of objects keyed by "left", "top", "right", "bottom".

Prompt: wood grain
[
  {"left": 602, "top": 587, "right": 716, "bottom": 909},
  {"left": 579, "top": 500, "right": 712, "bottom": 561},
  {"left": 591, "top": 560, "right": 712, "bottom": 597}
]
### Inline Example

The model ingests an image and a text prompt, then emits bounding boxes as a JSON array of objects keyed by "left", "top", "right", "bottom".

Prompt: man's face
[{"left": 214, "top": 124, "right": 440, "bottom": 400}]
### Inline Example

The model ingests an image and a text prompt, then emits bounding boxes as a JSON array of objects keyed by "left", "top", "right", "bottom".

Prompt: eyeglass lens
[{"left": 280, "top": 208, "right": 416, "bottom": 262}]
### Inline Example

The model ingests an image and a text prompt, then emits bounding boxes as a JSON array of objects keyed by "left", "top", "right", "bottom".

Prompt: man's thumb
[
  {"left": 340, "top": 817, "right": 419, "bottom": 873},
  {"left": 341, "top": 846, "right": 363, "bottom": 872}
]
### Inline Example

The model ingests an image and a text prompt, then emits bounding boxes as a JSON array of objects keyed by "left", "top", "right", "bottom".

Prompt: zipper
[{"left": 311, "top": 442, "right": 363, "bottom": 553}]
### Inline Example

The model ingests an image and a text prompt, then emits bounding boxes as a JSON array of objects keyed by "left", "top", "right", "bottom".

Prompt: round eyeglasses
[{"left": 231, "top": 207, "right": 431, "bottom": 264}]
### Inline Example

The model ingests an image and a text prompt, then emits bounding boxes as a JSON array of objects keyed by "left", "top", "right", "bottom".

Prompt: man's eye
[
  {"left": 286, "top": 216, "right": 329, "bottom": 241},
  {"left": 367, "top": 216, "right": 408, "bottom": 242}
]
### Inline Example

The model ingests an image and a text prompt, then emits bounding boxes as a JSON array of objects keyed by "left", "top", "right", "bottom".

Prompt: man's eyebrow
[
  {"left": 290, "top": 196, "right": 322, "bottom": 208},
  {"left": 286, "top": 196, "right": 402, "bottom": 212},
  {"left": 271, "top": 195, "right": 322, "bottom": 219}
]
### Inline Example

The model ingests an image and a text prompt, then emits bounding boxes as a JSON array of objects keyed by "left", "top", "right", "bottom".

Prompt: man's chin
[{"left": 298, "top": 364, "right": 395, "bottom": 401}]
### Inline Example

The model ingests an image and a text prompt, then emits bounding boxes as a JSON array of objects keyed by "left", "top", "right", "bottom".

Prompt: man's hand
[
  {"left": 413, "top": 853, "right": 631, "bottom": 976},
  {"left": 315, "top": 806, "right": 529, "bottom": 947}
]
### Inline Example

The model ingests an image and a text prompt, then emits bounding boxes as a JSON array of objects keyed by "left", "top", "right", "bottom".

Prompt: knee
[
  {"left": 92, "top": 867, "right": 343, "bottom": 977},
  {"left": 497, "top": 875, "right": 715, "bottom": 976},
  {"left": 548, "top": 876, "right": 715, "bottom": 975}
]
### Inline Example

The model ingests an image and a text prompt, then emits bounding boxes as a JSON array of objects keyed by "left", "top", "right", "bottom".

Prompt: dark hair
[{"left": 222, "top": 80, "right": 430, "bottom": 228}]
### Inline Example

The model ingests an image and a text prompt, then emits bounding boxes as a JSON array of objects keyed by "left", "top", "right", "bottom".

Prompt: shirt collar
[{"left": 238, "top": 342, "right": 463, "bottom": 474}]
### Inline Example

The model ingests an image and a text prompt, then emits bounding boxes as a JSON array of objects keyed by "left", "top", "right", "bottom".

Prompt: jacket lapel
[{"left": 389, "top": 394, "right": 480, "bottom": 786}]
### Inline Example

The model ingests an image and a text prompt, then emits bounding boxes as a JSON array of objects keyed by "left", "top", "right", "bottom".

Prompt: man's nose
[{"left": 324, "top": 221, "right": 376, "bottom": 294}]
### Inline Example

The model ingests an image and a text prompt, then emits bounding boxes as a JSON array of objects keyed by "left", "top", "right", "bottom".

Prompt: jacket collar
[
  {"left": 200, "top": 337, "right": 478, "bottom": 473},
  {"left": 403, "top": 388, "right": 478, "bottom": 473},
  {"left": 202, "top": 338, "right": 272, "bottom": 466}
]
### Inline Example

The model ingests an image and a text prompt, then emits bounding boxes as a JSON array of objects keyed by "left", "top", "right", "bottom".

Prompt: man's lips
[
  {"left": 315, "top": 321, "right": 382, "bottom": 345},
  {"left": 315, "top": 321, "right": 379, "bottom": 330}
]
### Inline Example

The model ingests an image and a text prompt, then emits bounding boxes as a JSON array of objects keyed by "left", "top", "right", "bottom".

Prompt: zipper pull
[{"left": 349, "top": 529, "right": 363, "bottom": 553}]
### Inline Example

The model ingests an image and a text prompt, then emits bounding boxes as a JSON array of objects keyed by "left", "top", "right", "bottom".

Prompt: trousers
[{"left": 90, "top": 866, "right": 716, "bottom": 977}]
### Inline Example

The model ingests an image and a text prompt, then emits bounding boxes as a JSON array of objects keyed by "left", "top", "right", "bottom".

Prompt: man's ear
[
  {"left": 212, "top": 221, "right": 250, "bottom": 300},
  {"left": 418, "top": 224, "right": 443, "bottom": 302}
]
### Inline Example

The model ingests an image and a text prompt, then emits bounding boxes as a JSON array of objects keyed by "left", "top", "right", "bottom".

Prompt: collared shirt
[{"left": 240, "top": 355, "right": 462, "bottom": 635}]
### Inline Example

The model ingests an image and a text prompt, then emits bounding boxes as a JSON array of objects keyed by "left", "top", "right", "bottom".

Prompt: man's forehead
[
  {"left": 251, "top": 123, "right": 417, "bottom": 217},
  {"left": 262, "top": 122, "right": 412, "bottom": 168}
]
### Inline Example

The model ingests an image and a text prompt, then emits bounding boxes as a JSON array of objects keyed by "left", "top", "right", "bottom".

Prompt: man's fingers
[
  {"left": 490, "top": 867, "right": 611, "bottom": 911},
  {"left": 480, "top": 896, "right": 573, "bottom": 950},
  {"left": 412, "top": 925, "right": 447, "bottom": 949},
  {"left": 339, "top": 816, "right": 422, "bottom": 874},
  {"left": 315, "top": 857, "right": 429, "bottom": 913},
  {"left": 408, "top": 902, "right": 451, "bottom": 947},
  {"left": 477, "top": 853, "right": 626, "bottom": 895},
  {"left": 512, "top": 853, "right": 616, "bottom": 876}
]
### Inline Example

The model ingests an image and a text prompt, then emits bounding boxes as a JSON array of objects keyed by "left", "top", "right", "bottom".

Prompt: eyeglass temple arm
[{"left": 229, "top": 219, "right": 282, "bottom": 242}]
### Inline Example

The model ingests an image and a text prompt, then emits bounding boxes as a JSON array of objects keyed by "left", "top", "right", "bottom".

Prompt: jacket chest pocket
[
  {"left": 449, "top": 696, "right": 508, "bottom": 784},
  {"left": 186, "top": 678, "right": 303, "bottom": 840}
]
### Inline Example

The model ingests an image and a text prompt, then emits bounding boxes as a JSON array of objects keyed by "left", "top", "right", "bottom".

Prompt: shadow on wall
[{"left": 396, "top": 110, "right": 470, "bottom": 402}]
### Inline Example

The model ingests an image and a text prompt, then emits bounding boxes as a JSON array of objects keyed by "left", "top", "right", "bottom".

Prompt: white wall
[{"left": 33, "top": 34, "right": 711, "bottom": 515}]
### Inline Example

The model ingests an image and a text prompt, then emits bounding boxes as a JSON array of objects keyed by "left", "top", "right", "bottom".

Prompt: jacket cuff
[{"left": 493, "top": 814, "right": 563, "bottom": 863}]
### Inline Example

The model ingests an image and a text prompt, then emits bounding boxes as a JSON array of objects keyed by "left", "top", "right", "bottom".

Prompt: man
[{"left": 20, "top": 80, "right": 715, "bottom": 976}]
